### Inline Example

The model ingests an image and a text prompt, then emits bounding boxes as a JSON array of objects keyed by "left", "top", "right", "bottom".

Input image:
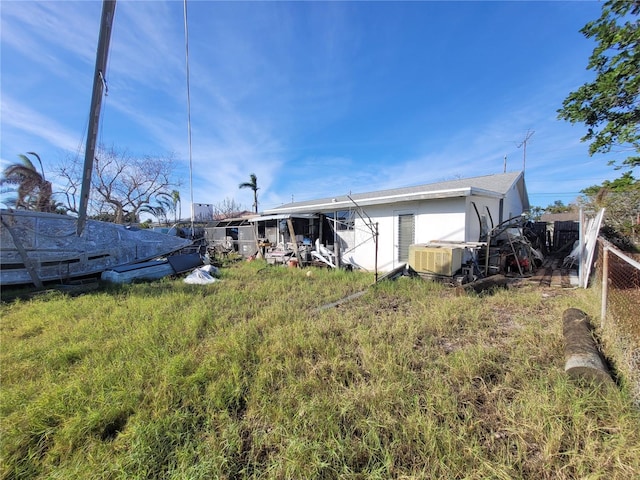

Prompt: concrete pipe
[{"left": 563, "top": 308, "right": 614, "bottom": 385}]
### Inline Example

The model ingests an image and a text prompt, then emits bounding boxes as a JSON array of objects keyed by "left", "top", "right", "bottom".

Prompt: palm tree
[
  {"left": 162, "top": 189, "right": 181, "bottom": 224},
  {"left": 1, "top": 152, "right": 54, "bottom": 212},
  {"left": 239, "top": 173, "right": 259, "bottom": 213},
  {"left": 140, "top": 190, "right": 181, "bottom": 226},
  {"left": 139, "top": 203, "right": 168, "bottom": 225}
]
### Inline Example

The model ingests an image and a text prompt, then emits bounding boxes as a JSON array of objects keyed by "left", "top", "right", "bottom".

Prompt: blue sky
[{"left": 0, "top": 0, "right": 627, "bottom": 218}]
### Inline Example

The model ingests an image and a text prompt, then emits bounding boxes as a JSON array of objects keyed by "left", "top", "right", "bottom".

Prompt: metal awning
[
  {"left": 211, "top": 218, "right": 253, "bottom": 226},
  {"left": 247, "top": 213, "right": 318, "bottom": 222}
]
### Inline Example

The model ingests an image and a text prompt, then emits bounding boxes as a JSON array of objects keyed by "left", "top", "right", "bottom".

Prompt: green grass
[{"left": 1, "top": 261, "right": 639, "bottom": 479}]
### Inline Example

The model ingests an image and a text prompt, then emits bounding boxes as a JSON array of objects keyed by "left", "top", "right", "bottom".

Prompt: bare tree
[
  {"left": 213, "top": 197, "right": 246, "bottom": 219},
  {"left": 57, "top": 145, "right": 178, "bottom": 223},
  {"left": 57, "top": 153, "right": 83, "bottom": 214}
]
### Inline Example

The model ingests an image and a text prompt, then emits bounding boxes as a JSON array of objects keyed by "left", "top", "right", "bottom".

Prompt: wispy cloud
[
  {"left": 1, "top": 0, "right": 617, "bottom": 217},
  {"left": 1, "top": 96, "right": 84, "bottom": 154},
  {"left": 1, "top": 2, "right": 101, "bottom": 82}
]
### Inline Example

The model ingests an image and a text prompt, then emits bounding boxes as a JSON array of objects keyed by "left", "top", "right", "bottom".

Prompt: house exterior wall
[
  {"left": 263, "top": 173, "right": 529, "bottom": 273},
  {"left": 464, "top": 181, "right": 527, "bottom": 244},
  {"left": 334, "top": 190, "right": 525, "bottom": 273},
  {"left": 335, "top": 197, "right": 467, "bottom": 272},
  {"left": 465, "top": 196, "right": 501, "bottom": 243},
  {"left": 502, "top": 180, "right": 527, "bottom": 221}
]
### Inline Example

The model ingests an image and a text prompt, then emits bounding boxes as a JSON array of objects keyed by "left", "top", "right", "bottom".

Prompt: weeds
[{"left": 1, "top": 261, "right": 639, "bottom": 479}]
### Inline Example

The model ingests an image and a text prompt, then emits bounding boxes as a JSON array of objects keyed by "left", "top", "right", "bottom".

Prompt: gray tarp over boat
[{"left": 0, "top": 209, "right": 192, "bottom": 286}]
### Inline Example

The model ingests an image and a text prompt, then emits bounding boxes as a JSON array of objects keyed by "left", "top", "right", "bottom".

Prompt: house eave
[{"left": 266, "top": 187, "right": 504, "bottom": 214}]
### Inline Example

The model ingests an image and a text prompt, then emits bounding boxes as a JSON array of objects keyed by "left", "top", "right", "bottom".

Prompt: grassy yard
[{"left": 1, "top": 261, "right": 639, "bottom": 479}]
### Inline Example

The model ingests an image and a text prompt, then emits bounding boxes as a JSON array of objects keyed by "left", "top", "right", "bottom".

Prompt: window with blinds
[{"left": 398, "top": 213, "right": 415, "bottom": 262}]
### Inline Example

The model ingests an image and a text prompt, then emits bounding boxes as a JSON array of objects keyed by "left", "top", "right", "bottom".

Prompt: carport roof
[{"left": 247, "top": 213, "right": 318, "bottom": 222}]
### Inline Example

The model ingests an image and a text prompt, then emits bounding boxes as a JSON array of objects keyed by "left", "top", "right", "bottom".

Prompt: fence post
[
  {"left": 601, "top": 245, "right": 609, "bottom": 329},
  {"left": 578, "top": 208, "right": 584, "bottom": 288}
]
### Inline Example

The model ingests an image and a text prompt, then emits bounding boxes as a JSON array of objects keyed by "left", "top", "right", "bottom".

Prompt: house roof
[
  {"left": 266, "top": 171, "right": 528, "bottom": 214},
  {"left": 540, "top": 212, "right": 579, "bottom": 223}
]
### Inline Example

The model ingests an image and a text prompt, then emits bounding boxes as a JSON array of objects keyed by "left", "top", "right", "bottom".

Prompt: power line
[{"left": 531, "top": 192, "right": 584, "bottom": 196}]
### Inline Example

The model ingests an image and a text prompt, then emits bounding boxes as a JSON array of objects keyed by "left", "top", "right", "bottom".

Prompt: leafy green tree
[
  {"left": 1, "top": 152, "right": 54, "bottom": 212},
  {"left": 239, "top": 173, "right": 259, "bottom": 213},
  {"left": 581, "top": 172, "right": 639, "bottom": 243},
  {"left": 90, "top": 211, "right": 137, "bottom": 223},
  {"left": 545, "top": 200, "right": 573, "bottom": 214},
  {"left": 44, "top": 199, "right": 67, "bottom": 215},
  {"left": 526, "top": 206, "right": 544, "bottom": 221},
  {"left": 557, "top": 0, "right": 640, "bottom": 168},
  {"left": 581, "top": 170, "right": 637, "bottom": 197}
]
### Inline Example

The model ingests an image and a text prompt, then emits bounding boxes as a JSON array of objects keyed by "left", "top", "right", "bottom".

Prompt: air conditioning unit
[{"left": 408, "top": 245, "right": 463, "bottom": 276}]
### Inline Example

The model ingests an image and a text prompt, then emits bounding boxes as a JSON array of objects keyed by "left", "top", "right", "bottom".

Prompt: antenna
[
  {"left": 516, "top": 129, "right": 534, "bottom": 171},
  {"left": 503, "top": 155, "right": 507, "bottom": 173}
]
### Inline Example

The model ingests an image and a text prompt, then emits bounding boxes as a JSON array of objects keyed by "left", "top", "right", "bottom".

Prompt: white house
[
  {"left": 193, "top": 203, "right": 214, "bottom": 222},
  {"left": 259, "top": 171, "right": 530, "bottom": 273}
]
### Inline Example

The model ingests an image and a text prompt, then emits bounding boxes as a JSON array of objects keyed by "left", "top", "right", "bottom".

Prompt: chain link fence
[{"left": 592, "top": 238, "right": 640, "bottom": 406}]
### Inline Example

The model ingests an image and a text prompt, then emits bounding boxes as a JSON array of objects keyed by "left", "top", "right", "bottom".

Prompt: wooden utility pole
[{"left": 77, "top": 0, "right": 117, "bottom": 235}]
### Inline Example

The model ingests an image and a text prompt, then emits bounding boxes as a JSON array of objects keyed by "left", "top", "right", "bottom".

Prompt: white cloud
[
  {"left": 0, "top": 2, "right": 101, "bottom": 80},
  {"left": 1, "top": 0, "right": 620, "bottom": 218},
  {"left": 1, "top": 96, "right": 84, "bottom": 153}
]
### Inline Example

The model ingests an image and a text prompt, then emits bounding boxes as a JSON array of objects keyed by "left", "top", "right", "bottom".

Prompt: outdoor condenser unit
[{"left": 408, "top": 245, "right": 463, "bottom": 276}]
